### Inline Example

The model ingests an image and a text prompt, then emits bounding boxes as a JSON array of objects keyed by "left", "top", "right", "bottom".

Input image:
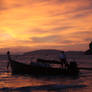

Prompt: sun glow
[{"left": 0, "top": 0, "right": 92, "bottom": 53}]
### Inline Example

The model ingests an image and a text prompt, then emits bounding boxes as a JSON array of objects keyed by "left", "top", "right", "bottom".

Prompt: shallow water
[{"left": 0, "top": 53, "right": 92, "bottom": 92}]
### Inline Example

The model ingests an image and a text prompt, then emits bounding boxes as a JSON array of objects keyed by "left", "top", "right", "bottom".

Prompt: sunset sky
[{"left": 0, "top": 0, "right": 92, "bottom": 53}]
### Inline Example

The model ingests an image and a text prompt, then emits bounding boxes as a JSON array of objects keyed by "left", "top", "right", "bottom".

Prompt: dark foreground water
[{"left": 0, "top": 53, "right": 92, "bottom": 92}]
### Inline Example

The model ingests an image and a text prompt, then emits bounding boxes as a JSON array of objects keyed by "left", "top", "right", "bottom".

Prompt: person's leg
[
  {"left": 65, "top": 62, "right": 69, "bottom": 70},
  {"left": 63, "top": 59, "right": 68, "bottom": 69},
  {"left": 60, "top": 59, "right": 63, "bottom": 68},
  {"left": 62, "top": 59, "right": 65, "bottom": 69}
]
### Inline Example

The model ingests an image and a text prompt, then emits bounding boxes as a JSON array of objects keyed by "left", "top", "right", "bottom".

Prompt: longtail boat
[{"left": 7, "top": 51, "right": 79, "bottom": 76}]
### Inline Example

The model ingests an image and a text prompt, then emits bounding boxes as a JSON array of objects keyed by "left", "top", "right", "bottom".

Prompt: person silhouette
[{"left": 59, "top": 51, "right": 68, "bottom": 69}]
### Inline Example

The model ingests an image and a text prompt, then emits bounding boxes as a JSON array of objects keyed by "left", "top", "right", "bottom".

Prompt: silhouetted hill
[
  {"left": 23, "top": 49, "right": 62, "bottom": 55},
  {"left": 23, "top": 49, "right": 83, "bottom": 56}
]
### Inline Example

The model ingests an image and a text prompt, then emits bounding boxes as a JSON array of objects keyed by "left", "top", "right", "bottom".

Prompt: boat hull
[{"left": 9, "top": 60, "right": 79, "bottom": 76}]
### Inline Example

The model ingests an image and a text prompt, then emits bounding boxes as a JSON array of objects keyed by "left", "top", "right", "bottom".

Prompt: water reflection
[
  {"left": 0, "top": 83, "right": 87, "bottom": 92},
  {"left": 0, "top": 53, "right": 92, "bottom": 92},
  {"left": 0, "top": 72, "right": 80, "bottom": 88}
]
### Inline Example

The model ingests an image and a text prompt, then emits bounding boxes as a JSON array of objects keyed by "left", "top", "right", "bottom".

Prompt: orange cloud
[{"left": 0, "top": 0, "right": 92, "bottom": 53}]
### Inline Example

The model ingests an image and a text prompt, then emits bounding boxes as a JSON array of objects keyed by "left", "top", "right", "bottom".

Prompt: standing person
[{"left": 59, "top": 51, "right": 68, "bottom": 69}]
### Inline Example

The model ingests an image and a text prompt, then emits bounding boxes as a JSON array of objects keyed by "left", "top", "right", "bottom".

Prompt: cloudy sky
[{"left": 0, "top": 0, "right": 92, "bottom": 53}]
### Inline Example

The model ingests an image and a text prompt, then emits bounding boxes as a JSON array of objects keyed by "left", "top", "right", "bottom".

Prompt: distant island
[
  {"left": 23, "top": 49, "right": 83, "bottom": 56},
  {"left": 0, "top": 49, "right": 84, "bottom": 60}
]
